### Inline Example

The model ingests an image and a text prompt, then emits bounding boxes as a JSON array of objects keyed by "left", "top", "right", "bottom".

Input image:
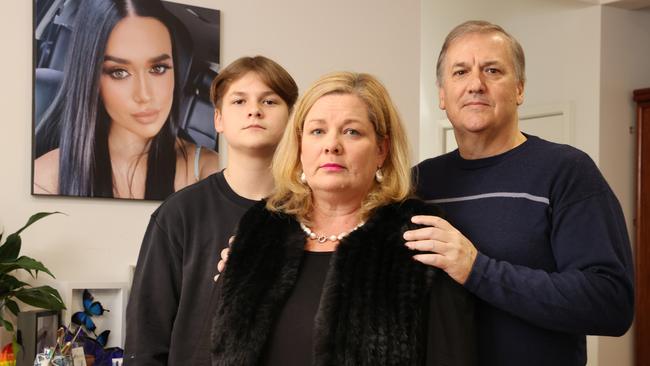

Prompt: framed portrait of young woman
[{"left": 32, "top": 0, "right": 221, "bottom": 200}]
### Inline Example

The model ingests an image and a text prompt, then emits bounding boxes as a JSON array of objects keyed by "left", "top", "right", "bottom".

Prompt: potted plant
[{"left": 0, "top": 212, "right": 66, "bottom": 357}]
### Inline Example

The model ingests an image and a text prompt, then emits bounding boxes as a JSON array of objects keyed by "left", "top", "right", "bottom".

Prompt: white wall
[
  {"left": 598, "top": 5, "right": 650, "bottom": 366},
  {"left": 0, "top": 0, "right": 421, "bottom": 344}
]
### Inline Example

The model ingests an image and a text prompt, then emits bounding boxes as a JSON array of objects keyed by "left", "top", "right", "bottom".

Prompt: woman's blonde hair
[{"left": 266, "top": 71, "right": 412, "bottom": 223}]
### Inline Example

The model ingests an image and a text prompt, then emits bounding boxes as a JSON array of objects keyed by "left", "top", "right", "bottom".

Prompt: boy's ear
[{"left": 214, "top": 109, "right": 224, "bottom": 133}]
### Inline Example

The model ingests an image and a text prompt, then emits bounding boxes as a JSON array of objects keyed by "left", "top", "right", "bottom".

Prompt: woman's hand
[
  {"left": 403, "top": 215, "right": 478, "bottom": 285},
  {"left": 213, "top": 236, "right": 234, "bottom": 282}
]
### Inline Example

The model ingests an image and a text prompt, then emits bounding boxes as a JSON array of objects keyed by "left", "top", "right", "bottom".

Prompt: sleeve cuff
[{"left": 464, "top": 251, "right": 489, "bottom": 293}]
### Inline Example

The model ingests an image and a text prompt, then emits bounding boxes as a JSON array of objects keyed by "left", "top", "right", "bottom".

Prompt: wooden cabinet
[{"left": 635, "top": 88, "right": 650, "bottom": 366}]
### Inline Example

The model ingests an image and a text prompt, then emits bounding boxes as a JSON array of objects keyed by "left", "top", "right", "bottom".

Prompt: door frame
[{"left": 634, "top": 88, "right": 650, "bottom": 366}]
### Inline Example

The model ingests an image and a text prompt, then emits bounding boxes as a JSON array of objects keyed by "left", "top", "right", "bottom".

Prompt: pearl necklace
[{"left": 299, "top": 221, "right": 365, "bottom": 243}]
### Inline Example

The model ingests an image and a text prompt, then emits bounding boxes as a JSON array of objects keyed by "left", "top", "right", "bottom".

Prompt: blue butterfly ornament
[
  {"left": 71, "top": 289, "right": 109, "bottom": 333},
  {"left": 93, "top": 329, "right": 110, "bottom": 348}
]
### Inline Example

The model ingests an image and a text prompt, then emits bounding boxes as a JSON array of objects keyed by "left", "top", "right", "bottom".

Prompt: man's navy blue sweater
[{"left": 415, "top": 135, "right": 634, "bottom": 366}]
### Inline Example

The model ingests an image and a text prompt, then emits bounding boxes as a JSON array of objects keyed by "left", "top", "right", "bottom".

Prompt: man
[
  {"left": 405, "top": 21, "right": 634, "bottom": 365},
  {"left": 123, "top": 56, "right": 298, "bottom": 365}
]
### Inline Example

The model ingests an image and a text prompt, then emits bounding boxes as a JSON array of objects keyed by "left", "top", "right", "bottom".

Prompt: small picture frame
[{"left": 16, "top": 310, "right": 61, "bottom": 366}]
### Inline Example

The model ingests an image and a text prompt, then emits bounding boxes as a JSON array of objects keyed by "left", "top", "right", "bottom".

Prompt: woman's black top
[{"left": 260, "top": 251, "right": 332, "bottom": 365}]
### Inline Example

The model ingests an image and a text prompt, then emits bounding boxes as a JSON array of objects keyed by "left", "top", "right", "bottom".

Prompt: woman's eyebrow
[
  {"left": 149, "top": 53, "right": 172, "bottom": 63},
  {"left": 103, "top": 53, "right": 172, "bottom": 64},
  {"left": 104, "top": 55, "right": 130, "bottom": 64}
]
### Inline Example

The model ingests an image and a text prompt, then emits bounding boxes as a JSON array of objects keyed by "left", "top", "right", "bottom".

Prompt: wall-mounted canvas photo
[{"left": 32, "top": 0, "right": 221, "bottom": 200}]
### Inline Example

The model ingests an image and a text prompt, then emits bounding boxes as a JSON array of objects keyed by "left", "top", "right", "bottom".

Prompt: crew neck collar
[
  {"left": 214, "top": 169, "right": 260, "bottom": 207},
  {"left": 452, "top": 133, "right": 536, "bottom": 170}
]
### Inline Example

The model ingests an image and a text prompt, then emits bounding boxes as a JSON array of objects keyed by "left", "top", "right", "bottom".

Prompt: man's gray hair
[{"left": 436, "top": 20, "right": 526, "bottom": 86}]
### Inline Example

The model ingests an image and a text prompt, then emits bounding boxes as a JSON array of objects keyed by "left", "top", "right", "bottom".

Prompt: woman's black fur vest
[{"left": 211, "top": 198, "right": 444, "bottom": 366}]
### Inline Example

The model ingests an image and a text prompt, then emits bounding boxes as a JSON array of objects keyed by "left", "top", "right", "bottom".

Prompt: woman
[
  {"left": 33, "top": 0, "right": 218, "bottom": 200},
  {"left": 212, "top": 72, "right": 476, "bottom": 365}
]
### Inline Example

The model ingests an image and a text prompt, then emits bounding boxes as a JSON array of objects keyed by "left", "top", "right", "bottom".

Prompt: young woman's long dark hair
[{"left": 36, "top": 0, "right": 187, "bottom": 199}]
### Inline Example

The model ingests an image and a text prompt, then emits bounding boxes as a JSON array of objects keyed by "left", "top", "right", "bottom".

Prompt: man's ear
[
  {"left": 214, "top": 109, "right": 224, "bottom": 133},
  {"left": 516, "top": 81, "right": 525, "bottom": 106},
  {"left": 438, "top": 84, "right": 447, "bottom": 110}
]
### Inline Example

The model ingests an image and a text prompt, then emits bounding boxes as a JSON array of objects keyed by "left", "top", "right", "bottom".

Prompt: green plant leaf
[
  {"left": 2, "top": 319, "right": 13, "bottom": 332},
  {"left": 0, "top": 256, "right": 55, "bottom": 278},
  {"left": 14, "top": 286, "right": 66, "bottom": 310},
  {"left": 0, "top": 212, "right": 66, "bottom": 337},
  {"left": 5, "top": 299, "right": 20, "bottom": 316},
  {"left": 0, "top": 275, "right": 30, "bottom": 292},
  {"left": 0, "top": 234, "right": 21, "bottom": 262},
  {"left": 13, "top": 212, "right": 63, "bottom": 237},
  {"left": 0, "top": 313, "right": 12, "bottom": 332},
  {"left": 0, "top": 212, "right": 63, "bottom": 261},
  {"left": 0, "top": 274, "right": 26, "bottom": 296}
]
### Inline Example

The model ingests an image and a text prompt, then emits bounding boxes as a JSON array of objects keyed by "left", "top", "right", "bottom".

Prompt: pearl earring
[
  {"left": 375, "top": 168, "right": 384, "bottom": 183},
  {"left": 300, "top": 172, "right": 307, "bottom": 184}
]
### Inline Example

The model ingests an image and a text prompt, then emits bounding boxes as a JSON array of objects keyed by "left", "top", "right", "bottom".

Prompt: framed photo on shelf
[{"left": 16, "top": 310, "right": 61, "bottom": 366}]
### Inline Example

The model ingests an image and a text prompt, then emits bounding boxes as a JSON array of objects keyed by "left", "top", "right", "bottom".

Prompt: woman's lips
[
  {"left": 132, "top": 110, "right": 160, "bottom": 123},
  {"left": 320, "top": 163, "right": 344, "bottom": 171}
]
